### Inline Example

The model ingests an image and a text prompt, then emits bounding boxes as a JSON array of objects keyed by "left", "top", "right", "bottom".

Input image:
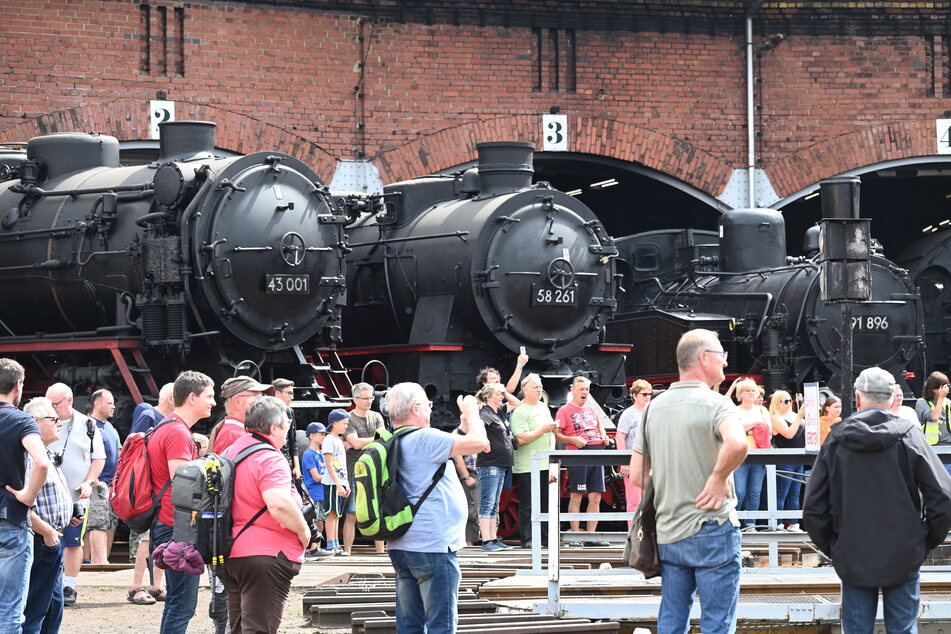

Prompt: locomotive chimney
[
  {"left": 719, "top": 208, "right": 787, "bottom": 272},
  {"left": 476, "top": 141, "right": 534, "bottom": 195},
  {"left": 158, "top": 121, "right": 217, "bottom": 163}
]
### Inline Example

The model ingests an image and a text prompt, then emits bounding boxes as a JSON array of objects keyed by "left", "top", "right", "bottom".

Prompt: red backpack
[{"left": 110, "top": 419, "right": 172, "bottom": 533}]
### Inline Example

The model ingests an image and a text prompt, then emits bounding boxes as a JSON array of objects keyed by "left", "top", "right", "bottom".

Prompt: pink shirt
[
  {"left": 225, "top": 434, "right": 305, "bottom": 563},
  {"left": 148, "top": 414, "right": 197, "bottom": 526},
  {"left": 555, "top": 402, "right": 604, "bottom": 449},
  {"left": 212, "top": 418, "right": 245, "bottom": 455}
]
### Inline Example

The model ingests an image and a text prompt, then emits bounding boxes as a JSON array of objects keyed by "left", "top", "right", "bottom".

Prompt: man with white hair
[
  {"left": 130, "top": 382, "right": 175, "bottom": 434},
  {"left": 44, "top": 382, "right": 105, "bottom": 607},
  {"left": 629, "top": 329, "right": 746, "bottom": 633},
  {"left": 383, "top": 383, "right": 488, "bottom": 633},
  {"left": 805, "top": 367, "right": 951, "bottom": 633}
]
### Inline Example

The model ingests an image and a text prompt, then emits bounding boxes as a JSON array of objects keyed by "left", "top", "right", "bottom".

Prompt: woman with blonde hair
[
  {"left": 732, "top": 378, "right": 771, "bottom": 531},
  {"left": 475, "top": 382, "right": 514, "bottom": 550},
  {"left": 617, "top": 379, "right": 651, "bottom": 518},
  {"left": 769, "top": 390, "right": 805, "bottom": 531}
]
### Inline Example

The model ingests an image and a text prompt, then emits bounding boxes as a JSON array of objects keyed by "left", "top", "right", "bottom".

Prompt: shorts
[
  {"left": 87, "top": 483, "right": 119, "bottom": 531},
  {"left": 128, "top": 529, "right": 149, "bottom": 562},
  {"left": 314, "top": 503, "right": 326, "bottom": 522},
  {"left": 567, "top": 444, "right": 606, "bottom": 494},
  {"left": 345, "top": 474, "right": 358, "bottom": 514},
  {"left": 322, "top": 485, "right": 346, "bottom": 516},
  {"left": 62, "top": 512, "right": 88, "bottom": 548}
]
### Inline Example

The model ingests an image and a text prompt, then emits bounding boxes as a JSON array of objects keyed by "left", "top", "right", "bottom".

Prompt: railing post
[
  {"left": 765, "top": 463, "right": 779, "bottom": 567},
  {"left": 531, "top": 452, "right": 542, "bottom": 571},
  {"left": 547, "top": 457, "right": 562, "bottom": 616}
]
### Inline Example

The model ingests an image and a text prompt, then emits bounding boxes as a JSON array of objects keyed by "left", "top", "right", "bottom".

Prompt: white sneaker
[
  {"left": 773, "top": 523, "right": 786, "bottom": 532},
  {"left": 786, "top": 524, "right": 804, "bottom": 533}
]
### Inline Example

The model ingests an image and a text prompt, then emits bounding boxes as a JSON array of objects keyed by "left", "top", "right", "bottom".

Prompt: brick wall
[{"left": 0, "top": 1, "right": 948, "bottom": 198}]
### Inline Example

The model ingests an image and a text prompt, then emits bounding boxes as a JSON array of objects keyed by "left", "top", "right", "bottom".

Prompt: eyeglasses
[
  {"left": 415, "top": 400, "right": 433, "bottom": 409},
  {"left": 34, "top": 415, "right": 57, "bottom": 422},
  {"left": 354, "top": 396, "right": 373, "bottom": 401},
  {"left": 636, "top": 392, "right": 653, "bottom": 397},
  {"left": 704, "top": 350, "right": 729, "bottom": 363},
  {"left": 52, "top": 397, "right": 69, "bottom": 408}
]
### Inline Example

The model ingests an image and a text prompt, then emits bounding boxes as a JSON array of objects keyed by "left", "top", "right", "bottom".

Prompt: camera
[{"left": 71, "top": 502, "right": 85, "bottom": 520}]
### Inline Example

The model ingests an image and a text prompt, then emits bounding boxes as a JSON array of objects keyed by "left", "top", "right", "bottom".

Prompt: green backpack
[{"left": 353, "top": 426, "right": 447, "bottom": 540}]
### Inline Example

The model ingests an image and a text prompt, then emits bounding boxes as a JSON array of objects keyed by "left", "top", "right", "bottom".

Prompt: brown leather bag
[{"left": 623, "top": 403, "right": 661, "bottom": 578}]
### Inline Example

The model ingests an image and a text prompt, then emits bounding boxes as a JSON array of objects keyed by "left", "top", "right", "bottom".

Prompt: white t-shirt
[
  {"left": 322, "top": 433, "right": 347, "bottom": 482},
  {"left": 46, "top": 409, "right": 106, "bottom": 502}
]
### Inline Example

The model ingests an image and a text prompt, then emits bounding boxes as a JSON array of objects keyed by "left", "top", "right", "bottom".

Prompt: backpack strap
[
  {"left": 231, "top": 442, "right": 277, "bottom": 540},
  {"left": 143, "top": 418, "right": 176, "bottom": 527},
  {"left": 392, "top": 426, "right": 449, "bottom": 513}
]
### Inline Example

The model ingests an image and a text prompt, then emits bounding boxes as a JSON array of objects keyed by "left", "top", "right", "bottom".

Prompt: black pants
[
  {"left": 515, "top": 471, "right": 549, "bottom": 546},
  {"left": 221, "top": 554, "right": 301, "bottom": 634}
]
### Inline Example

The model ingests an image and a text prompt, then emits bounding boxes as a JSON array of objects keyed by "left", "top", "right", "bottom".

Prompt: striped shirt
[{"left": 25, "top": 454, "right": 72, "bottom": 531}]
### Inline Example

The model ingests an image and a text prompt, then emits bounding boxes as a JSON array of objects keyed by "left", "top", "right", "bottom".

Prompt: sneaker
[
  {"left": 772, "top": 523, "right": 787, "bottom": 532},
  {"left": 63, "top": 586, "right": 77, "bottom": 606},
  {"left": 786, "top": 524, "right": 805, "bottom": 533},
  {"left": 493, "top": 540, "right": 513, "bottom": 550},
  {"left": 305, "top": 548, "right": 335, "bottom": 560},
  {"left": 481, "top": 541, "right": 503, "bottom": 551},
  {"left": 334, "top": 547, "right": 350, "bottom": 557},
  {"left": 741, "top": 525, "right": 759, "bottom": 533},
  {"left": 520, "top": 541, "right": 533, "bottom": 549},
  {"left": 566, "top": 541, "right": 583, "bottom": 548}
]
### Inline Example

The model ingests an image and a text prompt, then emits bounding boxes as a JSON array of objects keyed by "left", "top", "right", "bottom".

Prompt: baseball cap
[
  {"left": 854, "top": 367, "right": 897, "bottom": 400},
  {"left": 327, "top": 408, "right": 349, "bottom": 425},
  {"left": 221, "top": 376, "right": 275, "bottom": 400},
  {"left": 306, "top": 422, "right": 327, "bottom": 436}
]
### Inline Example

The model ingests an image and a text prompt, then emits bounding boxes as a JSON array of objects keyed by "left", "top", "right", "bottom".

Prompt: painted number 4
[{"left": 936, "top": 119, "right": 951, "bottom": 155}]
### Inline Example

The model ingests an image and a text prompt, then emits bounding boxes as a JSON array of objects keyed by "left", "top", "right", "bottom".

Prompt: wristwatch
[{"left": 462, "top": 475, "right": 474, "bottom": 481}]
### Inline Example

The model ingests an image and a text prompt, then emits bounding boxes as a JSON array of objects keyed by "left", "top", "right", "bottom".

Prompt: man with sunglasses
[
  {"left": 0, "top": 358, "right": 50, "bottom": 633},
  {"left": 342, "top": 382, "right": 386, "bottom": 555},
  {"left": 21, "top": 397, "right": 74, "bottom": 634},
  {"left": 629, "top": 330, "right": 747, "bottom": 634},
  {"left": 44, "top": 383, "right": 105, "bottom": 608}
]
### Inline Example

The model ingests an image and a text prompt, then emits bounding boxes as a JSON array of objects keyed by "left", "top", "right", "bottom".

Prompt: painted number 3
[{"left": 547, "top": 120, "right": 564, "bottom": 145}]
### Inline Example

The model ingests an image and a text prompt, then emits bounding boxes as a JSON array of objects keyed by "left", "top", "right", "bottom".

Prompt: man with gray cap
[
  {"left": 209, "top": 376, "right": 274, "bottom": 455},
  {"left": 804, "top": 367, "right": 951, "bottom": 633}
]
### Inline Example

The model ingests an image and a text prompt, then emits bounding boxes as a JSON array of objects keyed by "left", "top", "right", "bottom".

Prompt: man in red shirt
[
  {"left": 211, "top": 376, "right": 274, "bottom": 455},
  {"left": 555, "top": 376, "right": 609, "bottom": 547},
  {"left": 148, "top": 370, "right": 215, "bottom": 634}
]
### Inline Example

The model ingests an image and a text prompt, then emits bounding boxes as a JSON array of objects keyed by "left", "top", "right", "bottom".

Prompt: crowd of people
[{"left": 4, "top": 336, "right": 951, "bottom": 633}]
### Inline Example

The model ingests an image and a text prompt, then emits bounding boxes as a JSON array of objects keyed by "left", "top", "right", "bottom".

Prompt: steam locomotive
[
  {"left": 0, "top": 121, "right": 348, "bottom": 430},
  {"left": 339, "top": 142, "right": 628, "bottom": 428},
  {"left": 898, "top": 230, "right": 951, "bottom": 375},
  {"left": 607, "top": 209, "right": 925, "bottom": 396}
]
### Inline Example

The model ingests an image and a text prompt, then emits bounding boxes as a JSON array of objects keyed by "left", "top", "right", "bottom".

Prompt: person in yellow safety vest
[{"left": 916, "top": 371, "right": 951, "bottom": 478}]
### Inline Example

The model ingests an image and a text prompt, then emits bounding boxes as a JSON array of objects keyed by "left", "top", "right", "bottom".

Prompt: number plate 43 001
[
  {"left": 265, "top": 274, "right": 310, "bottom": 294},
  {"left": 531, "top": 283, "right": 578, "bottom": 307}
]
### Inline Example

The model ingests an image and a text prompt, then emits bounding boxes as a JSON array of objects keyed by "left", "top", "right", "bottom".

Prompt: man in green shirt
[{"left": 509, "top": 373, "right": 556, "bottom": 549}]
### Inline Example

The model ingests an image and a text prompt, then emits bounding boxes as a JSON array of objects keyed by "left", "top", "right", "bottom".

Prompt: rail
[{"left": 524, "top": 447, "right": 951, "bottom": 616}]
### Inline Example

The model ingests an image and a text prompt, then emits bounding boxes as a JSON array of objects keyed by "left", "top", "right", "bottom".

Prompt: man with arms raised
[
  {"left": 384, "top": 383, "right": 488, "bottom": 634},
  {"left": 629, "top": 330, "right": 747, "bottom": 633},
  {"left": 149, "top": 371, "right": 216, "bottom": 634}
]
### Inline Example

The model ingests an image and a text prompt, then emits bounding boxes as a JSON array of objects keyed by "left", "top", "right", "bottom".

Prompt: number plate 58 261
[{"left": 531, "top": 283, "right": 578, "bottom": 307}]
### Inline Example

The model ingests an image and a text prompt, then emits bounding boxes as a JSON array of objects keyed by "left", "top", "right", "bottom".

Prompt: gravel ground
[{"left": 59, "top": 585, "right": 349, "bottom": 634}]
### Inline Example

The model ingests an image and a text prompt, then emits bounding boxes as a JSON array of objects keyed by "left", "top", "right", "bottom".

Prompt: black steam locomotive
[
  {"left": 607, "top": 208, "right": 925, "bottom": 396},
  {"left": 898, "top": 230, "right": 951, "bottom": 375},
  {"left": 0, "top": 121, "right": 347, "bottom": 429},
  {"left": 340, "top": 142, "right": 628, "bottom": 428}
]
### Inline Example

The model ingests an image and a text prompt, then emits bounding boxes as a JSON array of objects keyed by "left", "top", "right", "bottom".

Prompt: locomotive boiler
[
  {"left": 607, "top": 209, "right": 925, "bottom": 396},
  {"left": 341, "top": 142, "right": 627, "bottom": 427},
  {"left": 0, "top": 121, "right": 347, "bottom": 427},
  {"left": 897, "top": 230, "right": 951, "bottom": 374}
]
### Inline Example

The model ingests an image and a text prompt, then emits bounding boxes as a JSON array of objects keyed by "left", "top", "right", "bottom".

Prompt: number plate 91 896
[
  {"left": 265, "top": 274, "right": 310, "bottom": 294},
  {"left": 531, "top": 283, "right": 578, "bottom": 307}
]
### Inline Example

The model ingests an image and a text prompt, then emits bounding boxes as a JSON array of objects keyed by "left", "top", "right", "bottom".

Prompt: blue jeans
[
  {"left": 22, "top": 535, "right": 64, "bottom": 634},
  {"left": 657, "top": 520, "right": 742, "bottom": 634},
  {"left": 152, "top": 523, "right": 200, "bottom": 634},
  {"left": 840, "top": 572, "right": 920, "bottom": 634},
  {"left": 0, "top": 518, "right": 32, "bottom": 634},
  {"left": 733, "top": 464, "right": 765, "bottom": 527},
  {"left": 477, "top": 466, "right": 505, "bottom": 519},
  {"left": 775, "top": 464, "right": 805, "bottom": 523},
  {"left": 388, "top": 549, "right": 461, "bottom": 634}
]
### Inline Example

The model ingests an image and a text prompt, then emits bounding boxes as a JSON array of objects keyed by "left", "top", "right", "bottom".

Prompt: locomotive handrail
[
  {"left": 10, "top": 182, "right": 153, "bottom": 197},
  {"left": 347, "top": 230, "right": 469, "bottom": 248}
]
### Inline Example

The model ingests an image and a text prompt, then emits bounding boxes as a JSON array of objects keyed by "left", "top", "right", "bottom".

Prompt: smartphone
[{"left": 519, "top": 346, "right": 526, "bottom": 356}]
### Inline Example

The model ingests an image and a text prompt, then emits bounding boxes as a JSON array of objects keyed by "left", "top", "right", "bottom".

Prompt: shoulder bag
[{"left": 623, "top": 402, "right": 661, "bottom": 578}]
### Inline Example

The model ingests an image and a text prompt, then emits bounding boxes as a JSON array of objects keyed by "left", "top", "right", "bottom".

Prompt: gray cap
[
  {"left": 854, "top": 367, "right": 897, "bottom": 400},
  {"left": 221, "top": 376, "right": 275, "bottom": 400}
]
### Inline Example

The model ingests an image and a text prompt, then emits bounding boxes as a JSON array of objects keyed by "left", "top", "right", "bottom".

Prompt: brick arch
[
  {"left": 374, "top": 115, "right": 734, "bottom": 197},
  {"left": 0, "top": 100, "right": 338, "bottom": 180},
  {"left": 767, "top": 120, "right": 940, "bottom": 199}
]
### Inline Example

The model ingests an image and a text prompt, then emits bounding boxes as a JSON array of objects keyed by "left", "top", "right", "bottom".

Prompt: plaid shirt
[
  {"left": 25, "top": 453, "right": 72, "bottom": 531},
  {"left": 462, "top": 453, "right": 477, "bottom": 472}
]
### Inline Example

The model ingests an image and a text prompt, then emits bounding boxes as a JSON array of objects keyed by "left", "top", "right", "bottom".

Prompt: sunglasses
[
  {"left": 782, "top": 399, "right": 792, "bottom": 404},
  {"left": 636, "top": 392, "right": 653, "bottom": 397}
]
